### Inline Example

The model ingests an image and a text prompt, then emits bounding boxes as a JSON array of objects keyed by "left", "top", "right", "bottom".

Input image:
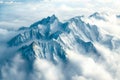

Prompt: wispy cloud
[{"left": 0, "top": 0, "right": 120, "bottom": 29}]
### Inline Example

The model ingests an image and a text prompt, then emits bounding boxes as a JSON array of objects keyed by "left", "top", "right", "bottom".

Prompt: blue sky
[{"left": 0, "top": 0, "right": 120, "bottom": 29}]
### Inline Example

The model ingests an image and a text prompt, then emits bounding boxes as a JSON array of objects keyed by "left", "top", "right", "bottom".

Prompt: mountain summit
[
  {"left": 30, "top": 14, "right": 58, "bottom": 28},
  {"left": 89, "top": 12, "right": 108, "bottom": 21},
  {"left": 8, "top": 15, "right": 69, "bottom": 46}
]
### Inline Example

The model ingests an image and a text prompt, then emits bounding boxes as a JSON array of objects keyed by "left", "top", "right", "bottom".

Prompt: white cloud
[
  {"left": 66, "top": 49, "right": 114, "bottom": 80},
  {"left": 32, "top": 58, "right": 64, "bottom": 80},
  {"left": 83, "top": 13, "right": 120, "bottom": 37},
  {"left": 1, "top": 0, "right": 120, "bottom": 28},
  {"left": 94, "top": 43, "right": 120, "bottom": 80},
  {"left": 1, "top": 54, "right": 26, "bottom": 80}
]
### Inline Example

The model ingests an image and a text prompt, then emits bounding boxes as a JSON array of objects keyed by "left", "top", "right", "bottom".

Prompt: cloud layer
[{"left": 0, "top": 0, "right": 120, "bottom": 29}]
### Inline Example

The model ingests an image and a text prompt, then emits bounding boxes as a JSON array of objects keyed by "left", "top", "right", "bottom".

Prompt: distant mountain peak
[
  {"left": 116, "top": 15, "right": 120, "bottom": 18},
  {"left": 89, "top": 12, "right": 108, "bottom": 21},
  {"left": 89, "top": 12, "right": 100, "bottom": 17},
  {"left": 92, "top": 12, "right": 99, "bottom": 15}
]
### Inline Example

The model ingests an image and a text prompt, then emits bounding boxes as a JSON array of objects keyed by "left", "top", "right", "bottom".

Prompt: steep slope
[
  {"left": 19, "top": 40, "right": 67, "bottom": 63},
  {"left": 68, "top": 16, "right": 101, "bottom": 41}
]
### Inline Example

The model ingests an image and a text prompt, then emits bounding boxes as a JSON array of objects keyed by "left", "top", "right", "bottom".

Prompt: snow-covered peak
[
  {"left": 90, "top": 12, "right": 99, "bottom": 16},
  {"left": 30, "top": 14, "right": 58, "bottom": 28},
  {"left": 8, "top": 15, "right": 69, "bottom": 46},
  {"left": 89, "top": 12, "right": 108, "bottom": 21}
]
